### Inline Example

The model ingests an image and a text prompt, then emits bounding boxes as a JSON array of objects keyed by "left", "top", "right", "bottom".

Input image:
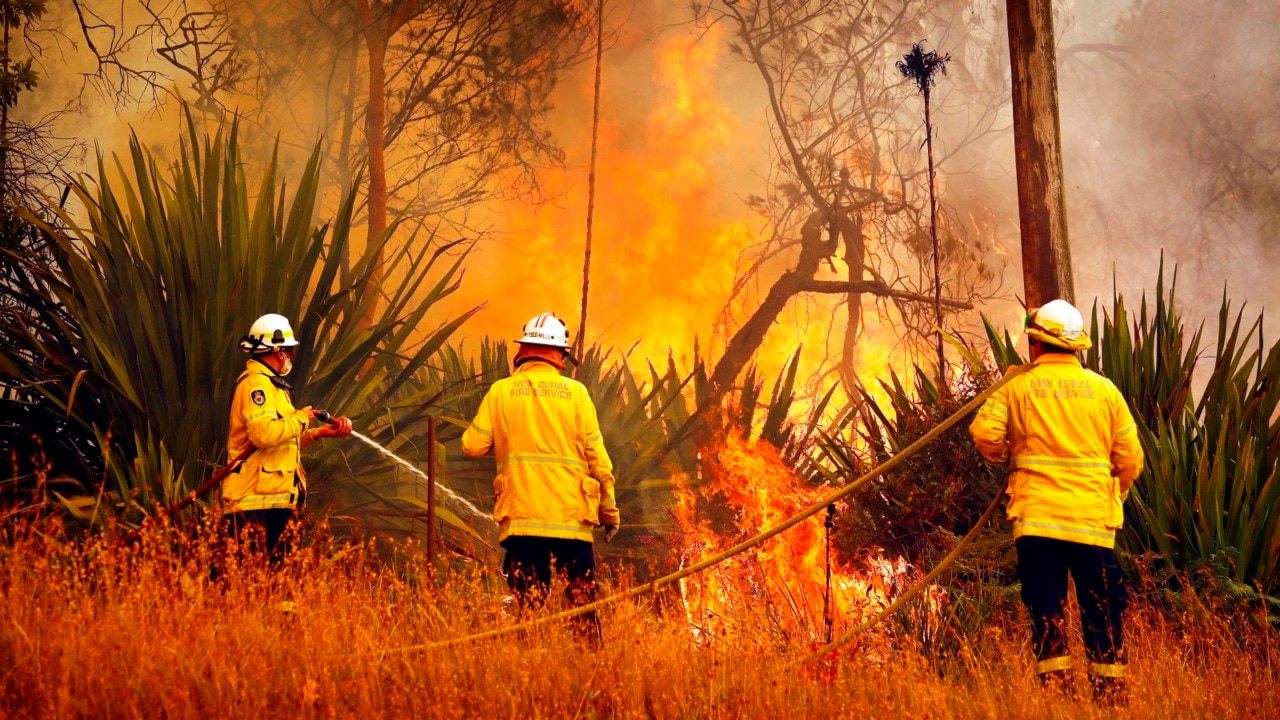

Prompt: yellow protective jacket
[
  {"left": 222, "top": 360, "right": 312, "bottom": 513},
  {"left": 969, "top": 353, "right": 1144, "bottom": 548},
  {"left": 461, "top": 359, "right": 619, "bottom": 543}
]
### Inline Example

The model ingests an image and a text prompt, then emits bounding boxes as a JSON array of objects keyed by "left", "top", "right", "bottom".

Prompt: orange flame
[
  {"left": 451, "top": 23, "right": 756, "bottom": 366},
  {"left": 674, "top": 432, "right": 917, "bottom": 646},
  {"left": 441, "top": 12, "right": 934, "bottom": 424}
]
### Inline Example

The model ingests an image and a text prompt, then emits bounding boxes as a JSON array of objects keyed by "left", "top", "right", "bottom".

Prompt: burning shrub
[{"left": 813, "top": 359, "right": 1013, "bottom": 571}]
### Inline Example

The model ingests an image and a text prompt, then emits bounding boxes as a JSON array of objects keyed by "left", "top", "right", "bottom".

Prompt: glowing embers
[{"left": 673, "top": 433, "right": 919, "bottom": 647}]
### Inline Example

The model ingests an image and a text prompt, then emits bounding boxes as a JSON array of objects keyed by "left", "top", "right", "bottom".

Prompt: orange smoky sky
[{"left": 445, "top": 10, "right": 766, "bottom": 365}]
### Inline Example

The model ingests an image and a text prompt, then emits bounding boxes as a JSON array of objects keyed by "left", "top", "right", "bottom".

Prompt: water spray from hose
[{"left": 348, "top": 429, "right": 494, "bottom": 526}]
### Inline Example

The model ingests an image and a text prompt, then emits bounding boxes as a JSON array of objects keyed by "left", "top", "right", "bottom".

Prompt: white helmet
[
  {"left": 517, "top": 312, "right": 572, "bottom": 348},
  {"left": 1026, "top": 299, "right": 1091, "bottom": 351},
  {"left": 239, "top": 313, "right": 301, "bottom": 354}
]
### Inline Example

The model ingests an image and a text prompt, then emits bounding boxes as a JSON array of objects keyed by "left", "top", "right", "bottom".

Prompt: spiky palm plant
[
  {"left": 812, "top": 262, "right": 1280, "bottom": 600},
  {"left": 1087, "top": 270, "right": 1280, "bottom": 596},
  {"left": 0, "top": 112, "right": 478, "bottom": 541}
]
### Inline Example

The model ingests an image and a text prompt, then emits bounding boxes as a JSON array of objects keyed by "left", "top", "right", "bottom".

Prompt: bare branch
[
  {"left": 69, "top": 0, "right": 174, "bottom": 107},
  {"left": 795, "top": 279, "right": 972, "bottom": 310},
  {"left": 696, "top": 0, "right": 1007, "bottom": 398}
]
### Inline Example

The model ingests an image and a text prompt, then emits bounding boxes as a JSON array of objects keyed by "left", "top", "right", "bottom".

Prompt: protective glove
[
  {"left": 331, "top": 417, "right": 354, "bottom": 437},
  {"left": 313, "top": 416, "right": 353, "bottom": 438},
  {"left": 603, "top": 524, "right": 619, "bottom": 543}
]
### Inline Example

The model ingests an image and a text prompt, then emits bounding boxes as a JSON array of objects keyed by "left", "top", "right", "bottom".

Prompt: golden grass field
[{"left": 2, "top": 519, "right": 1277, "bottom": 719}]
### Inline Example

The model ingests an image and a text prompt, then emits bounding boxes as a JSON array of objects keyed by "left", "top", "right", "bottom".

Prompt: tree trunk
[
  {"left": 707, "top": 212, "right": 834, "bottom": 402},
  {"left": 362, "top": 18, "right": 389, "bottom": 254},
  {"left": 1, "top": 18, "right": 10, "bottom": 203},
  {"left": 840, "top": 211, "right": 865, "bottom": 392},
  {"left": 353, "top": 1, "right": 428, "bottom": 327},
  {"left": 1006, "top": 0, "right": 1075, "bottom": 306},
  {"left": 576, "top": 0, "right": 605, "bottom": 364}
]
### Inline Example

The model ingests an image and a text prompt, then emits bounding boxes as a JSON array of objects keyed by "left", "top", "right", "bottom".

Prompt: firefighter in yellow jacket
[
  {"left": 970, "top": 299, "right": 1144, "bottom": 700},
  {"left": 224, "top": 313, "right": 352, "bottom": 564},
  {"left": 462, "top": 312, "right": 619, "bottom": 632}
]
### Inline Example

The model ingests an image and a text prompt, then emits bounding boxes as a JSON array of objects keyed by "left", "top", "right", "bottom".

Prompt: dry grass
[{"left": 2, "top": 519, "right": 1277, "bottom": 719}]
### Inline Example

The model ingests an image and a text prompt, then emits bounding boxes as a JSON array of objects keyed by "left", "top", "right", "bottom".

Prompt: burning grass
[{"left": 1, "top": 518, "right": 1277, "bottom": 719}]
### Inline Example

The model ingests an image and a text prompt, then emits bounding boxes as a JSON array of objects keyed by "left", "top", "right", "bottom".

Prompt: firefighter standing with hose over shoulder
[
  {"left": 461, "top": 312, "right": 620, "bottom": 644},
  {"left": 969, "top": 299, "right": 1144, "bottom": 703},
  {"left": 223, "top": 313, "right": 352, "bottom": 566}
]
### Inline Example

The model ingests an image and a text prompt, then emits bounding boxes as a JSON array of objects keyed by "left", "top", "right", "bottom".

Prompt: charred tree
[
  {"left": 698, "top": 0, "right": 1002, "bottom": 400},
  {"left": 706, "top": 209, "right": 971, "bottom": 404},
  {"left": 838, "top": 178, "right": 866, "bottom": 385}
]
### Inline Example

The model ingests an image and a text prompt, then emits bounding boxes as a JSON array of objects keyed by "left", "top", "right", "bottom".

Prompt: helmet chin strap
[{"left": 250, "top": 354, "right": 294, "bottom": 390}]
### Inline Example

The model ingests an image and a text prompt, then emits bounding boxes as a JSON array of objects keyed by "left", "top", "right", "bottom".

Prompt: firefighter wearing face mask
[
  {"left": 461, "top": 312, "right": 619, "bottom": 640},
  {"left": 969, "top": 299, "right": 1144, "bottom": 703},
  {"left": 223, "top": 313, "right": 352, "bottom": 564}
]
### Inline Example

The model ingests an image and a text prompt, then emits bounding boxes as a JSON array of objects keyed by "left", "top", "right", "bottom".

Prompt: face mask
[{"left": 279, "top": 357, "right": 294, "bottom": 376}]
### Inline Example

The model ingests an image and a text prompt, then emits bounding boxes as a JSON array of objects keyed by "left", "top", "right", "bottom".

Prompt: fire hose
[
  {"left": 378, "top": 363, "right": 1029, "bottom": 656},
  {"left": 123, "top": 410, "right": 339, "bottom": 545},
  {"left": 794, "top": 488, "right": 1004, "bottom": 665}
]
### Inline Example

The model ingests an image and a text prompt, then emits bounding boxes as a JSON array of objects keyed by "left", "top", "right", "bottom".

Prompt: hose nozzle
[{"left": 315, "top": 410, "right": 334, "bottom": 425}]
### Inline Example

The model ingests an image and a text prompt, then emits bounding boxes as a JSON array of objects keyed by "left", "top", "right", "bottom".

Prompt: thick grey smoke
[
  {"left": 19, "top": 0, "right": 1275, "bottom": 353},
  {"left": 1058, "top": 0, "right": 1279, "bottom": 328}
]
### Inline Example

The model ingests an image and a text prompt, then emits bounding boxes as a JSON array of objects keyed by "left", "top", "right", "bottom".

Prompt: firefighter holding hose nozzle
[
  {"left": 969, "top": 299, "right": 1144, "bottom": 704},
  {"left": 222, "top": 313, "right": 352, "bottom": 566},
  {"left": 461, "top": 312, "right": 619, "bottom": 644}
]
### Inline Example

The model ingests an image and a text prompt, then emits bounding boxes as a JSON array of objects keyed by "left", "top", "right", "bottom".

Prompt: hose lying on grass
[
  {"left": 794, "top": 488, "right": 1004, "bottom": 665},
  {"left": 380, "top": 363, "right": 1029, "bottom": 656}
]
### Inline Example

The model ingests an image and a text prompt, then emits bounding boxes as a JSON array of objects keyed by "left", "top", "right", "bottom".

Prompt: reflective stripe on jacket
[
  {"left": 969, "top": 354, "right": 1144, "bottom": 548},
  {"left": 222, "top": 360, "right": 311, "bottom": 513},
  {"left": 461, "top": 359, "right": 618, "bottom": 542}
]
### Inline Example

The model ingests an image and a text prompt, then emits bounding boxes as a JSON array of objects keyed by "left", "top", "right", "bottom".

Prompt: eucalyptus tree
[{"left": 148, "top": 1, "right": 600, "bottom": 244}]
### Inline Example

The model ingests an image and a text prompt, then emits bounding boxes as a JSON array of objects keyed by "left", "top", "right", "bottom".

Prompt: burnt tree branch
[
  {"left": 796, "top": 280, "right": 971, "bottom": 309},
  {"left": 705, "top": 211, "right": 835, "bottom": 401}
]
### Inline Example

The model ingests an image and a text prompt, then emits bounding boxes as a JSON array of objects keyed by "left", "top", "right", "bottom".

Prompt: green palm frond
[
  {"left": 1072, "top": 259, "right": 1280, "bottom": 595},
  {"left": 3, "top": 111, "right": 479, "bottom": 543}
]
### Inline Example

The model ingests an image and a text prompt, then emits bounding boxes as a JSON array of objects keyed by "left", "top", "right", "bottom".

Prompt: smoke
[
  {"left": 1057, "top": 0, "right": 1280, "bottom": 329},
  {"left": 18, "top": 0, "right": 1277, "bottom": 373}
]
